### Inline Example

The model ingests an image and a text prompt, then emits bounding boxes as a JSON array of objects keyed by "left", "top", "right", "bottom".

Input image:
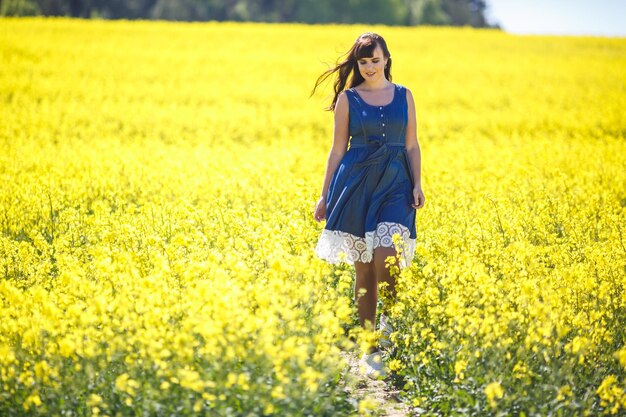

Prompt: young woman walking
[{"left": 312, "top": 32, "right": 425, "bottom": 379}]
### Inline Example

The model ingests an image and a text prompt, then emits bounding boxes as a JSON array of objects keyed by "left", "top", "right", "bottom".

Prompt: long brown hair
[{"left": 311, "top": 32, "right": 392, "bottom": 111}]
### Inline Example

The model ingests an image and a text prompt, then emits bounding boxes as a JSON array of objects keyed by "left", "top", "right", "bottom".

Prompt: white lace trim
[{"left": 314, "top": 222, "right": 416, "bottom": 269}]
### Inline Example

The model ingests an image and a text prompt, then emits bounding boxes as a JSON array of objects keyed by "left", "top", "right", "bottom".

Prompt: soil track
[{"left": 341, "top": 352, "right": 411, "bottom": 416}]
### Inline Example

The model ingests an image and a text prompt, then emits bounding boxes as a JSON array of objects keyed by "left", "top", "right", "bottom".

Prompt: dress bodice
[{"left": 345, "top": 83, "right": 408, "bottom": 148}]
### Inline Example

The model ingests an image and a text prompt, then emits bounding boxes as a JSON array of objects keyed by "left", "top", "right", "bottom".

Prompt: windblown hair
[{"left": 311, "top": 32, "right": 392, "bottom": 111}]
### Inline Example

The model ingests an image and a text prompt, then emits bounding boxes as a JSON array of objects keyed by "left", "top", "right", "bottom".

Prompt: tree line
[{"left": 0, "top": 0, "right": 500, "bottom": 28}]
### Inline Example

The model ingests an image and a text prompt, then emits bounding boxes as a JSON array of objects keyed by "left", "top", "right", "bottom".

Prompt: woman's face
[{"left": 357, "top": 45, "right": 388, "bottom": 83}]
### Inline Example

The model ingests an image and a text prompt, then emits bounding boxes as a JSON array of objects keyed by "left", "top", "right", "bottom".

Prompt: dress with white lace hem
[{"left": 314, "top": 221, "right": 415, "bottom": 269}]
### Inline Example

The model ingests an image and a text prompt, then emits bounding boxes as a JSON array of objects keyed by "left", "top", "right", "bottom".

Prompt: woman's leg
[
  {"left": 354, "top": 248, "right": 398, "bottom": 328},
  {"left": 354, "top": 261, "right": 377, "bottom": 330},
  {"left": 373, "top": 246, "right": 398, "bottom": 311}
]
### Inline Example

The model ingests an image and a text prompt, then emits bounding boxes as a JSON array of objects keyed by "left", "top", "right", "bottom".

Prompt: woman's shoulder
[
  {"left": 335, "top": 90, "right": 351, "bottom": 113},
  {"left": 342, "top": 87, "right": 356, "bottom": 96},
  {"left": 393, "top": 82, "right": 410, "bottom": 93},
  {"left": 339, "top": 88, "right": 357, "bottom": 107},
  {"left": 395, "top": 83, "right": 414, "bottom": 100},
  {"left": 338, "top": 89, "right": 352, "bottom": 103}
]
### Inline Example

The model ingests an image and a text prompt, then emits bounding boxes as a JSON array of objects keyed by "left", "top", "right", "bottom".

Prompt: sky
[{"left": 485, "top": 0, "right": 626, "bottom": 37}]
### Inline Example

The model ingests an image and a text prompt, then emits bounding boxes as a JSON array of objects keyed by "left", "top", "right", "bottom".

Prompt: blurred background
[
  {"left": 2, "top": 0, "right": 624, "bottom": 37},
  {"left": 0, "top": 0, "right": 497, "bottom": 27}
]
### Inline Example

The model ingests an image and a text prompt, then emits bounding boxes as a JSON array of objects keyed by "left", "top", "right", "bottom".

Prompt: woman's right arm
[{"left": 314, "top": 92, "right": 350, "bottom": 222}]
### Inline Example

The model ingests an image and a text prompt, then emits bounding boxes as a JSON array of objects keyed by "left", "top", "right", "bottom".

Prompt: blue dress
[{"left": 315, "top": 83, "right": 417, "bottom": 268}]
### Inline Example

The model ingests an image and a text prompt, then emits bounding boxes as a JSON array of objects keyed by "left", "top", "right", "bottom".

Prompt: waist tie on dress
[{"left": 350, "top": 140, "right": 406, "bottom": 169}]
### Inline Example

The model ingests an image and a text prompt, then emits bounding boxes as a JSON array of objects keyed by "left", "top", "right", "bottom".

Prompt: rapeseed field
[{"left": 1, "top": 17, "right": 625, "bottom": 416}]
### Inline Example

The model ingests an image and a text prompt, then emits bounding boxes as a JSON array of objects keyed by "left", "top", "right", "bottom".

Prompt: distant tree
[
  {"left": 0, "top": 0, "right": 41, "bottom": 16},
  {"left": 33, "top": 0, "right": 68, "bottom": 15},
  {"left": 1, "top": 0, "right": 497, "bottom": 29},
  {"left": 252, "top": 0, "right": 299, "bottom": 22},
  {"left": 442, "top": 0, "right": 487, "bottom": 26},
  {"left": 420, "top": 0, "right": 450, "bottom": 25},
  {"left": 295, "top": 0, "right": 407, "bottom": 25},
  {"left": 151, "top": 0, "right": 205, "bottom": 21},
  {"left": 94, "top": 0, "right": 158, "bottom": 19}
]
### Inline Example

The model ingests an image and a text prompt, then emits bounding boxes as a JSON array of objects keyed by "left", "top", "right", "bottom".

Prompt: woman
[{"left": 312, "top": 32, "right": 425, "bottom": 379}]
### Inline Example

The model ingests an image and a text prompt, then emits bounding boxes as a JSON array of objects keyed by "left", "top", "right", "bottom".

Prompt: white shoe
[
  {"left": 359, "top": 351, "right": 387, "bottom": 380},
  {"left": 379, "top": 314, "right": 393, "bottom": 348}
]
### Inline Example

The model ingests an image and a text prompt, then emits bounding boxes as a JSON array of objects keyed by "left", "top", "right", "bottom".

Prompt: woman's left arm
[{"left": 405, "top": 88, "right": 425, "bottom": 209}]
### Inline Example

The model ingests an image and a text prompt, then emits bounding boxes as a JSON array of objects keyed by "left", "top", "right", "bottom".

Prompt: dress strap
[
  {"left": 344, "top": 88, "right": 356, "bottom": 103},
  {"left": 344, "top": 88, "right": 369, "bottom": 140}
]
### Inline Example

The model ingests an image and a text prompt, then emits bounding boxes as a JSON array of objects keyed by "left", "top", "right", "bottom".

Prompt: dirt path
[{"left": 341, "top": 351, "right": 411, "bottom": 416}]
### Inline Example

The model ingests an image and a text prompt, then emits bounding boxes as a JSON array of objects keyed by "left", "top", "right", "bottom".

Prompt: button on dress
[{"left": 315, "top": 83, "right": 417, "bottom": 268}]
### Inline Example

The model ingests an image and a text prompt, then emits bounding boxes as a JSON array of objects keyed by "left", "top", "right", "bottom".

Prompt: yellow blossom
[{"left": 484, "top": 382, "right": 504, "bottom": 408}]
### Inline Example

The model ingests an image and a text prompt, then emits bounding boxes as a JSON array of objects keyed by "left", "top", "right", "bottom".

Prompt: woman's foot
[
  {"left": 379, "top": 313, "right": 393, "bottom": 348},
  {"left": 359, "top": 350, "right": 387, "bottom": 380}
]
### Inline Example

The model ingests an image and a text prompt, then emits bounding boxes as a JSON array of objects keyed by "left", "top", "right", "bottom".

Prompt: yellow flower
[
  {"left": 23, "top": 391, "right": 42, "bottom": 410},
  {"left": 484, "top": 381, "right": 504, "bottom": 408},
  {"left": 228, "top": 371, "right": 238, "bottom": 384},
  {"left": 115, "top": 373, "right": 139, "bottom": 396},
  {"left": 271, "top": 385, "right": 286, "bottom": 399},
  {"left": 556, "top": 385, "right": 573, "bottom": 402},
  {"left": 358, "top": 396, "right": 378, "bottom": 415},
  {"left": 87, "top": 394, "right": 103, "bottom": 407},
  {"left": 264, "top": 403, "right": 275, "bottom": 414},
  {"left": 454, "top": 359, "right": 467, "bottom": 378},
  {"left": 389, "top": 359, "right": 403, "bottom": 372},
  {"left": 597, "top": 375, "right": 625, "bottom": 415},
  {"left": 178, "top": 368, "right": 204, "bottom": 392},
  {"left": 615, "top": 349, "right": 626, "bottom": 369}
]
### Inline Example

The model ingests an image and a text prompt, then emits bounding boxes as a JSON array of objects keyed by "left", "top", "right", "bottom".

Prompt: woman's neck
[{"left": 358, "top": 79, "right": 392, "bottom": 91}]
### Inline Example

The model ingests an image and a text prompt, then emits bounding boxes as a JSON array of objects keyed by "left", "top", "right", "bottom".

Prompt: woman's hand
[
  {"left": 314, "top": 197, "right": 327, "bottom": 222},
  {"left": 412, "top": 186, "right": 425, "bottom": 209}
]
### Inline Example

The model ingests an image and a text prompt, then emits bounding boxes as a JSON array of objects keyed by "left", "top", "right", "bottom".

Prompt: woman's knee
[
  {"left": 355, "top": 260, "right": 375, "bottom": 272},
  {"left": 373, "top": 247, "right": 397, "bottom": 270}
]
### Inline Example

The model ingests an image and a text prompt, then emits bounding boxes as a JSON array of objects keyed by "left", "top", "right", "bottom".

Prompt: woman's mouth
[{"left": 366, "top": 72, "right": 376, "bottom": 77}]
